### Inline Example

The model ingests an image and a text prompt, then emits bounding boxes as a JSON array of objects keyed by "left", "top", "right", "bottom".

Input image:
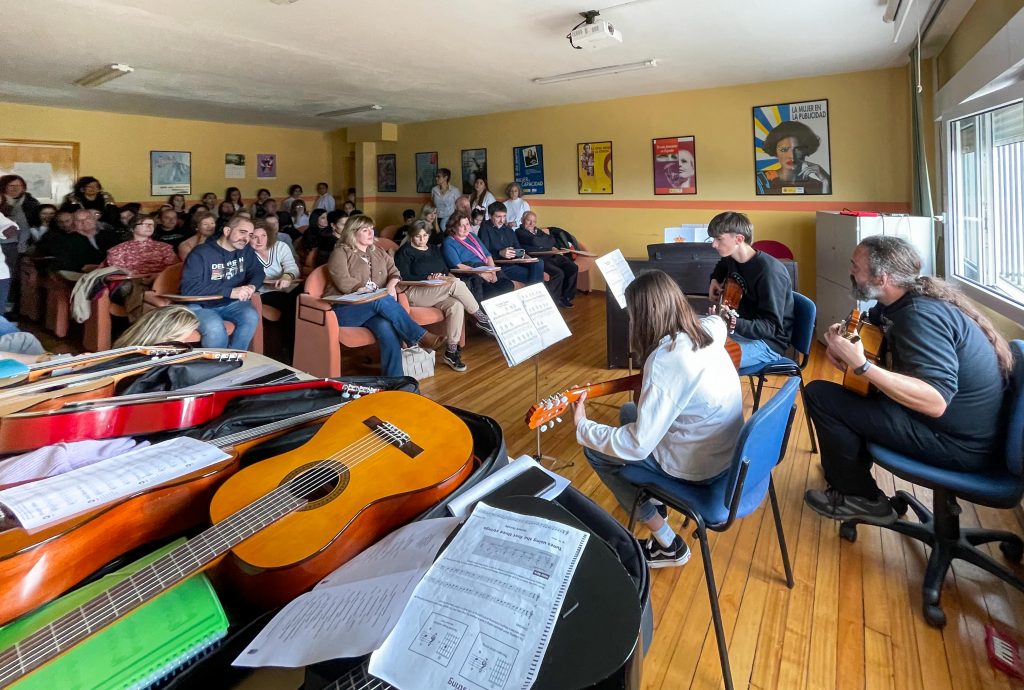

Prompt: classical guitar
[
  {"left": 0, "top": 402, "right": 347, "bottom": 626},
  {"left": 715, "top": 276, "right": 743, "bottom": 327},
  {"left": 3, "top": 345, "right": 189, "bottom": 386},
  {"left": 0, "top": 378, "right": 380, "bottom": 454},
  {"left": 0, "top": 392, "right": 474, "bottom": 686},
  {"left": 838, "top": 308, "right": 884, "bottom": 396}
]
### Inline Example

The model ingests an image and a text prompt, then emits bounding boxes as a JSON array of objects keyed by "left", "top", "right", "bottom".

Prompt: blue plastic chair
[
  {"left": 620, "top": 377, "right": 800, "bottom": 690},
  {"left": 839, "top": 339, "right": 1024, "bottom": 628},
  {"left": 737, "top": 291, "right": 818, "bottom": 453}
]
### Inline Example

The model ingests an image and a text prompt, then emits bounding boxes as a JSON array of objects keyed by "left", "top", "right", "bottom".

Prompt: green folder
[{"left": 0, "top": 539, "right": 229, "bottom": 690}]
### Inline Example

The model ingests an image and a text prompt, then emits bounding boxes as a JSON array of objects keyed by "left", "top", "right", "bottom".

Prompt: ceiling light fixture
[
  {"left": 74, "top": 64, "right": 134, "bottom": 88},
  {"left": 533, "top": 59, "right": 656, "bottom": 85},
  {"left": 316, "top": 104, "right": 384, "bottom": 118}
]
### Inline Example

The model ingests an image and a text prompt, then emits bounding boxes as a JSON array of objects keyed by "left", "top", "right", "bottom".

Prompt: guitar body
[
  {"left": 839, "top": 309, "right": 884, "bottom": 396},
  {"left": 210, "top": 391, "right": 474, "bottom": 607}
]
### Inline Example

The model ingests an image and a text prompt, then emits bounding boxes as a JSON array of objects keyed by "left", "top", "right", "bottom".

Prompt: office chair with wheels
[
  {"left": 620, "top": 377, "right": 801, "bottom": 690},
  {"left": 840, "top": 339, "right": 1024, "bottom": 628}
]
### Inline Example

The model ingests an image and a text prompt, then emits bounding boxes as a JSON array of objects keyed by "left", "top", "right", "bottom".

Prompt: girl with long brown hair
[{"left": 573, "top": 269, "right": 743, "bottom": 568}]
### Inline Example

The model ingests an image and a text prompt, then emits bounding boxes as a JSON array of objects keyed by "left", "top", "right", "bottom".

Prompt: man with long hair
[{"left": 804, "top": 235, "right": 1012, "bottom": 522}]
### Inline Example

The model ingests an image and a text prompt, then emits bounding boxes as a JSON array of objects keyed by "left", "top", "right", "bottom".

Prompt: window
[{"left": 948, "top": 100, "right": 1024, "bottom": 309}]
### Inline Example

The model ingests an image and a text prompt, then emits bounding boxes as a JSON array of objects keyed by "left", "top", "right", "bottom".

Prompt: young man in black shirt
[
  {"left": 804, "top": 235, "right": 1012, "bottom": 522},
  {"left": 707, "top": 211, "right": 793, "bottom": 368}
]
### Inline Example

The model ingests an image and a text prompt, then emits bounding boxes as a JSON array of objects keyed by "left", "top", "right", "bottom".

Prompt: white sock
[{"left": 651, "top": 520, "right": 677, "bottom": 548}]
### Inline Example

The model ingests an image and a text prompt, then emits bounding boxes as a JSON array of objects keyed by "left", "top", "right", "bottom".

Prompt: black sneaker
[
  {"left": 442, "top": 349, "right": 467, "bottom": 372},
  {"left": 559, "top": 299, "right": 575, "bottom": 309},
  {"left": 804, "top": 487, "right": 897, "bottom": 524},
  {"left": 641, "top": 535, "right": 691, "bottom": 569},
  {"left": 474, "top": 319, "right": 496, "bottom": 337}
]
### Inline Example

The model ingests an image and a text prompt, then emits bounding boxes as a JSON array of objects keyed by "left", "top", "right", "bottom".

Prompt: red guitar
[{"left": 0, "top": 379, "right": 380, "bottom": 454}]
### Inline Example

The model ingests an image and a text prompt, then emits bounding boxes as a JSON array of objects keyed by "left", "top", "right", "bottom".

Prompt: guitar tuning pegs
[
  {"left": 342, "top": 392, "right": 350, "bottom": 399},
  {"left": 560, "top": 396, "right": 569, "bottom": 404},
  {"left": 353, "top": 393, "right": 361, "bottom": 399},
  {"left": 556, "top": 417, "right": 562, "bottom": 424},
  {"left": 540, "top": 424, "right": 548, "bottom": 432}
]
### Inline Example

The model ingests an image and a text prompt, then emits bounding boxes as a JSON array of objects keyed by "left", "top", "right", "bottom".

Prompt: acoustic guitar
[
  {"left": 715, "top": 276, "right": 743, "bottom": 328},
  {"left": 838, "top": 308, "right": 884, "bottom": 396},
  {"left": 3, "top": 345, "right": 189, "bottom": 386},
  {"left": 0, "top": 402, "right": 347, "bottom": 626},
  {"left": 0, "top": 392, "right": 474, "bottom": 686}
]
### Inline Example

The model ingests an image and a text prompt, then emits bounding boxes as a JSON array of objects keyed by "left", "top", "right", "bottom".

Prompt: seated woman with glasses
[{"left": 441, "top": 212, "right": 514, "bottom": 304}]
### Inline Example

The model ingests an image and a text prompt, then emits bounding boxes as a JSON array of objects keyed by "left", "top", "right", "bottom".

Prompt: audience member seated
[
  {"left": 392, "top": 208, "right": 417, "bottom": 244},
  {"left": 225, "top": 187, "right": 245, "bottom": 213},
  {"left": 53, "top": 209, "right": 106, "bottom": 273},
  {"left": 62, "top": 176, "right": 116, "bottom": 213},
  {"left": 470, "top": 208, "right": 484, "bottom": 235},
  {"left": 298, "top": 209, "right": 328, "bottom": 263},
  {"left": 31, "top": 208, "right": 71, "bottom": 259},
  {"left": 153, "top": 207, "right": 191, "bottom": 250},
  {"left": 251, "top": 219, "right": 300, "bottom": 351},
  {"left": 323, "top": 214, "right": 445, "bottom": 376},
  {"left": 455, "top": 194, "right": 471, "bottom": 218},
  {"left": 216, "top": 201, "right": 236, "bottom": 226},
  {"left": 263, "top": 213, "right": 294, "bottom": 252},
  {"left": 290, "top": 199, "right": 309, "bottom": 234},
  {"left": 113, "top": 305, "right": 200, "bottom": 348},
  {"left": 25, "top": 203, "right": 56, "bottom": 254},
  {"left": 314, "top": 182, "right": 336, "bottom": 212},
  {"left": 179, "top": 216, "right": 263, "bottom": 350},
  {"left": 478, "top": 202, "right": 544, "bottom": 287},
  {"left": 261, "top": 198, "right": 293, "bottom": 236},
  {"left": 341, "top": 200, "right": 360, "bottom": 215},
  {"left": 442, "top": 212, "right": 514, "bottom": 303},
  {"left": 468, "top": 177, "right": 496, "bottom": 219},
  {"left": 0, "top": 213, "right": 18, "bottom": 311},
  {"left": 282, "top": 184, "right": 304, "bottom": 213},
  {"left": 249, "top": 188, "right": 271, "bottom": 216},
  {"left": 503, "top": 182, "right": 531, "bottom": 229},
  {"left": 517, "top": 211, "right": 577, "bottom": 308},
  {"left": 177, "top": 210, "right": 216, "bottom": 261},
  {"left": 1, "top": 174, "right": 39, "bottom": 274},
  {"left": 168, "top": 193, "right": 186, "bottom": 214},
  {"left": 201, "top": 191, "right": 218, "bottom": 211},
  {"left": 431, "top": 168, "right": 461, "bottom": 230},
  {"left": 305, "top": 209, "right": 348, "bottom": 272},
  {"left": 106, "top": 216, "right": 180, "bottom": 282},
  {"left": 419, "top": 204, "right": 443, "bottom": 245},
  {"left": 395, "top": 221, "right": 496, "bottom": 372}
]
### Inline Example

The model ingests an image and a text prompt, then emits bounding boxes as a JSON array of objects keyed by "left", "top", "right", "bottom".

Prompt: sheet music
[
  {"left": 0, "top": 437, "right": 231, "bottom": 531},
  {"left": 595, "top": 249, "right": 636, "bottom": 309},
  {"left": 481, "top": 283, "right": 571, "bottom": 368},
  {"left": 368, "top": 504, "right": 588, "bottom": 690},
  {"left": 322, "top": 288, "right": 388, "bottom": 304}
]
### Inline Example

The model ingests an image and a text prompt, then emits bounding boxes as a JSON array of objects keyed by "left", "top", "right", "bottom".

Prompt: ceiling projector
[{"left": 569, "top": 19, "right": 623, "bottom": 49}]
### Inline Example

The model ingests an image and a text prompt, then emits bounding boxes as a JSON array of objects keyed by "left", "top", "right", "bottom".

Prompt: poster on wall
[
  {"left": 577, "top": 141, "right": 612, "bottom": 194},
  {"left": 460, "top": 148, "right": 487, "bottom": 194},
  {"left": 11, "top": 162, "right": 54, "bottom": 200},
  {"left": 512, "top": 145, "right": 544, "bottom": 195},
  {"left": 257, "top": 153, "right": 277, "bottom": 179},
  {"left": 753, "top": 99, "right": 831, "bottom": 195},
  {"left": 225, "top": 153, "right": 246, "bottom": 179},
  {"left": 150, "top": 151, "right": 191, "bottom": 195},
  {"left": 377, "top": 153, "right": 397, "bottom": 193},
  {"left": 415, "top": 151, "right": 437, "bottom": 194},
  {"left": 652, "top": 136, "right": 696, "bottom": 195}
]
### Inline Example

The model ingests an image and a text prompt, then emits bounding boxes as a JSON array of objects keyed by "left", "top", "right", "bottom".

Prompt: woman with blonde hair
[
  {"left": 573, "top": 269, "right": 743, "bottom": 568},
  {"left": 113, "top": 305, "right": 200, "bottom": 347},
  {"left": 418, "top": 204, "right": 443, "bottom": 245},
  {"left": 323, "top": 214, "right": 445, "bottom": 377}
]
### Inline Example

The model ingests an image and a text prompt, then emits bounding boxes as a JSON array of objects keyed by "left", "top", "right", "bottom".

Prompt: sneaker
[
  {"left": 443, "top": 349, "right": 467, "bottom": 372},
  {"left": 804, "top": 487, "right": 897, "bottom": 524},
  {"left": 558, "top": 299, "right": 575, "bottom": 309},
  {"left": 474, "top": 319, "right": 496, "bottom": 337},
  {"left": 642, "top": 535, "right": 691, "bottom": 569}
]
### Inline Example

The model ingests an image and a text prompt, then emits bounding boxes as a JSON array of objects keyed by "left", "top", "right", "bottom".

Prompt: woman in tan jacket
[{"left": 324, "top": 215, "right": 445, "bottom": 376}]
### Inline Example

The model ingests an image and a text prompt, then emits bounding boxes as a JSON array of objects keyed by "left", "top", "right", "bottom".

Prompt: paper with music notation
[
  {"left": 0, "top": 437, "right": 230, "bottom": 531},
  {"left": 595, "top": 249, "right": 636, "bottom": 309},
  {"left": 481, "top": 282, "right": 571, "bottom": 367}
]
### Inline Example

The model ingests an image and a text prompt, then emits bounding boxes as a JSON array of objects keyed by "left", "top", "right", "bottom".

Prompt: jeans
[
  {"left": 333, "top": 296, "right": 426, "bottom": 377},
  {"left": 0, "top": 279, "right": 9, "bottom": 315},
  {"left": 187, "top": 301, "right": 260, "bottom": 350},
  {"left": 730, "top": 333, "right": 780, "bottom": 369},
  {"left": 501, "top": 261, "right": 545, "bottom": 285}
]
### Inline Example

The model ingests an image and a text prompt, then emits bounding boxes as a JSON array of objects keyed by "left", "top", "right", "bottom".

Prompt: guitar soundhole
[{"left": 280, "top": 461, "right": 350, "bottom": 511}]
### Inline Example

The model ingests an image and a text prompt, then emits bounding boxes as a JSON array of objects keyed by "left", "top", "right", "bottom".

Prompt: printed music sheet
[
  {"left": 481, "top": 283, "right": 571, "bottom": 368},
  {"left": 368, "top": 503, "right": 588, "bottom": 690},
  {"left": 595, "top": 249, "right": 635, "bottom": 309}
]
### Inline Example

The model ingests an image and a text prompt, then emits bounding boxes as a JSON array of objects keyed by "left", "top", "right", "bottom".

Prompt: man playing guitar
[{"left": 804, "top": 235, "right": 1012, "bottom": 523}]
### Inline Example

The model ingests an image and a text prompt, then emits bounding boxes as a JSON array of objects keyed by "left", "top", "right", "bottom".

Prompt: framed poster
[
  {"left": 225, "top": 153, "right": 245, "bottom": 179},
  {"left": 460, "top": 148, "right": 487, "bottom": 194},
  {"left": 652, "top": 136, "right": 696, "bottom": 195},
  {"left": 577, "top": 141, "right": 612, "bottom": 194},
  {"left": 257, "top": 153, "right": 277, "bottom": 179},
  {"left": 149, "top": 151, "right": 191, "bottom": 195},
  {"left": 512, "top": 145, "right": 544, "bottom": 195},
  {"left": 0, "top": 139, "right": 78, "bottom": 204},
  {"left": 753, "top": 99, "right": 831, "bottom": 195},
  {"left": 415, "top": 151, "right": 437, "bottom": 194},
  {"left": 377, "top": 153, "right": 397, "bottom": 192}
]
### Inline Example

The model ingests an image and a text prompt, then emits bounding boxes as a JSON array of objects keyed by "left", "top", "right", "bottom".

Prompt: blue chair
[
  {"left": 620, "top": 377, "right": 800, "bottom": 690},
  {"left": 737, "top": 291, "right": 818, "bottom": 453},
  {"left": 839, "top": 339, "right": 1024, "bottom": 628}
]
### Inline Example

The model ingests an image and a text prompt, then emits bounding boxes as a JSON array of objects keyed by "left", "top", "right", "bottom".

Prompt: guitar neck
[
  {"left": 213, "top": 402, "right": 346, "bottom": 450},
  {"left": 578, "top": 374, "right": 643, "bottom": 402}
]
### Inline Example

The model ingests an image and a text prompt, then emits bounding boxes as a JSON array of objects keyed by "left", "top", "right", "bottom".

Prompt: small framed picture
[
  {"left": 652, "top": 136, "right": 696, "bottom": 195},
  {"left": 377, "top": 153, "right": 397, "bottom": 193},
  {"left": 415, "top": 152, "right": 438, "bottom": 194},
  {"left": 150, "top": 151, "right": 191, "bottom": 195}
]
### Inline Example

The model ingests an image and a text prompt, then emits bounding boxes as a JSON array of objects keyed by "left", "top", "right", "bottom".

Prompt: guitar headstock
[
  {"left": 525, "top": 387, "right": 582, "bottom": 430},
  {"left": 841, "top": 308, "right": 863, "bottom": 343}
]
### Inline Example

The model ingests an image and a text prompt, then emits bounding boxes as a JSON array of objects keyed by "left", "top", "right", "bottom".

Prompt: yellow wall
[
  {"left": 368, "top": 67, "right": 912, "bottom": 297},
  {"left": 936, "top": 0, "right": 1024, "bottom": 87},
  {"left": 0, "top": 102, "right": 335, "bottom": 203}
]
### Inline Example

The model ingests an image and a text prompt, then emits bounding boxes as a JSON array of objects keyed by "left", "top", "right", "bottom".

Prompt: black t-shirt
[
  {"left": 869, "top": 293, "right": 1005, "bottom": 454},
  {"left": 394, "top": 243, "right": 449, "bottom": 281},
  {"left": 710, "top": 251, "right": 794, "bottom": 354}
]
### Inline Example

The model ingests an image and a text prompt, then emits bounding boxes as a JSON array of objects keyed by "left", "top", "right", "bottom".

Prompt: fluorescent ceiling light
[
  {"left": 317, "top": 104, "right": 384, "bottom": 118},
  {"left": 533, "top": 59, "right": 657, "bottom": 85},
  {"left": 74, "top": 64, "right": 134, "bottom": 88}
]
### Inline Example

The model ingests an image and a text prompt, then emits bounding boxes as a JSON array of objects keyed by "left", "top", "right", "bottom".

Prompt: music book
[
  {"left": 595, "top": 249, "right": 636, "bottom": 309},
  {"left": 481, "top": 282, "right": 571, "bottom": 367},
  {"left": 322, "top": 288, "right": 388, "bottom": 304},
  {"left": 0, "top": 539, "right": 228, "bottom": 690},
  {"left": 157, "top": 294, "right": 221, "bottom": 302}
]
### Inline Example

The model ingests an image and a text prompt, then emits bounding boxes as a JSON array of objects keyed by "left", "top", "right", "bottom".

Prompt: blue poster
[{"left": 512, "top": 145, "right": 545, "bottom": 195}]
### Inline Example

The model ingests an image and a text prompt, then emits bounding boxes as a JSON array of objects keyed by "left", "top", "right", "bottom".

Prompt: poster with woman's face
[
  {"left": 461, "top": 148, "right": 487, "bottom": 194},
  {"left": 753, "top": 99, "right": 831, "bottom": 195},
  {"left": 652, "top": 136, "right": 696, "bottom": 195},
  {"left": 578, "top": 141, "right": 612, "bottom": 194}
]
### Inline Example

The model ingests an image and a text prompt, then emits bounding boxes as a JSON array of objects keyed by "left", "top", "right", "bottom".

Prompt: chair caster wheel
[
  {"left": 923, "top": 603, "right": 947, "bottom": 628},
  {"left": 1000, "top": 538, "right": 1024, "bottom": 563},
  {"left": 889, "top": 495, "right": 909, "bottom": 517},
  {"left": 839, "top": 522, "right": 857, "bottom": 543}
]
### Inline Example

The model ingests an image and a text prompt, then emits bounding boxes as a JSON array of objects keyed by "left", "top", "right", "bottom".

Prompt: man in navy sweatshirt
[
  {"left": 180, "top": 215, "right": 264, "bottom": 349},
  {"left": 477, "top": 201, "right": 544, "bottom": 287}
]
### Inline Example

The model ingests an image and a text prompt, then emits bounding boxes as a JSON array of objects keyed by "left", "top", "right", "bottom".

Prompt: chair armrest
[{"left": 298, "top": 293, "right": 333, "bottom": 311}]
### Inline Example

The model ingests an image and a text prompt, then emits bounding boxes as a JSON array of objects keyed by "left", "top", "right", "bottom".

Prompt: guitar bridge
[{"left": 363, "top": 416, "right": 422, "bottom": 458}]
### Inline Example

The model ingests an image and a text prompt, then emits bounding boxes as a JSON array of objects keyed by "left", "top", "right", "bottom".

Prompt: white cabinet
[{"left": 814, "top": 211, "right": 934, "bottom": 340}]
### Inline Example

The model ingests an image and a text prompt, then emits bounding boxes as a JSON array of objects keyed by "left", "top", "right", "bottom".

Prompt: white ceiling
[{"left": 1, "top": 0, "right": 927, "bottom": 130}]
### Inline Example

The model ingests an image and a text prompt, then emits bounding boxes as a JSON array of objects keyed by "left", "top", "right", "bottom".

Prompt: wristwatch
[{"left": 854, "top": 360, "right": 872, "bottom": 376}]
